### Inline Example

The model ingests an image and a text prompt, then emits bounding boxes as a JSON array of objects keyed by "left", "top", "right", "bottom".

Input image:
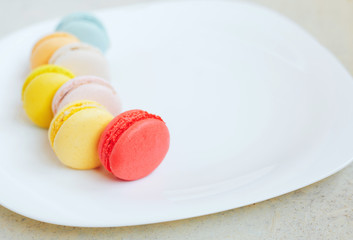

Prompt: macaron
[
  {"left": 49, "top": 42, "right": 109, "bottom": 79},
  {"left": 49, "top": 100, "right": 113, "bottom": 170},
  {"left": 22, "top": 65, "right": 75, "bottom": 128},
  {"left": 98, "top": 110, "right": 170, "bottom": 181},
  {"left": 52, "top": 76, "right": 121, "bottom": 116},
  {"left": 56, "top": 12, "right": 109, "bottom": 53},
  {"left": 31, "top": 32, "right": 79, "bottom": 69}
]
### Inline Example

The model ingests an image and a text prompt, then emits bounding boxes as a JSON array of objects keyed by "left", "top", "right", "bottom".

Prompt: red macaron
[{"left": 98, "top": 110, "right": 170, "bottom": 181}]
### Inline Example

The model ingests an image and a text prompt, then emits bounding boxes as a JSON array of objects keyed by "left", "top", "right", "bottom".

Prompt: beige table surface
[{"left": 1, "top": 0, "right": 353, "bottom": 239}]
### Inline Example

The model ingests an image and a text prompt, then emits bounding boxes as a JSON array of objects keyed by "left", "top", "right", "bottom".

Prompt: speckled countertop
[{"left": 1, "top": 0, "right": 353, "bottom": 239}]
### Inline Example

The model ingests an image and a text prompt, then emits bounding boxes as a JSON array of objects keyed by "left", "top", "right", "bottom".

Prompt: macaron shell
[
  {"left": 49, "top": 46, "right": 109, "bottom": 79},
  {"left": 109, "top": 118, "right": 170, "bottom": 181},
  {"left": 31, "top": 33, "right": 79, "bottom": 69},
  {"left": 31, "top": 32, "right": 76, "bottom": 54},
  {"left": 53, "top": 107, "right": 113, "bottom": 169},
  {"left": 55, "top": 83, "right": 121, "bottom": 116},
  {"left": 97, "top": 109, "right": 162, "bottom": 172},
  {"left": 57, "top": 20, "right": 109, "bottom": 53},
  {"left": 22, "top": 64, "right": 74, "bottom": 100},
  {"left": 23, "top": 73, "right": 71, "bottom": 128},
  {"left": 48, "top": 100, "right": 103, "bottom": 146},
  {"left": 56, "top": 13, "right": 106, "bottom": 33}
]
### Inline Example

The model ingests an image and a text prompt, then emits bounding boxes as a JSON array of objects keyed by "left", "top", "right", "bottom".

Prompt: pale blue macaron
[{"left": 56, "top": 12, "right": 109, "bottom": 53}]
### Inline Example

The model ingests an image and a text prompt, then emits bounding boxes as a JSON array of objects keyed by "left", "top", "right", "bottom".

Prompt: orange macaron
[{"left": 30, "top": 32, "right": 79, "bottom": 69}]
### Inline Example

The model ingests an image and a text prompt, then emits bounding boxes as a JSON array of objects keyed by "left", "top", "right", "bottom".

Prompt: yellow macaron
[
  {"left": 22, "top": 65, "right": 75, "bottom": 128},
  {"left": 31, "top": 32, "right": 79, "bottom": 69},
  {"left": 48, "top": 100, "right": 113, "bottom": 170}
]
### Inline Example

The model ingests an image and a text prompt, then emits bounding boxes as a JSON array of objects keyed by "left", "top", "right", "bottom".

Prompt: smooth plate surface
[{"left": 0, "top": 0, "right": 353, "bottom": 227}]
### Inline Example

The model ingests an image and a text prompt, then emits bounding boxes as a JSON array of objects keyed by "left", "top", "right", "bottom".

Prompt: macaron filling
[
  {"left": 49, "top": 101, "right": 104, "bottom": 147},
  {"left": 52, "top": 76, "right": 115, "bottom": 114},
  {"left": 100, "top": 111, "right": 163, "bottom": 172},
  {"left": 22, "top": 65, "right": 75, "bottom": 100}
]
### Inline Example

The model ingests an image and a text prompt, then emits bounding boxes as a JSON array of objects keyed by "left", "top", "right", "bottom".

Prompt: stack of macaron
[{"left": 22, "top": 13, "right": 170, "bottom": 181}]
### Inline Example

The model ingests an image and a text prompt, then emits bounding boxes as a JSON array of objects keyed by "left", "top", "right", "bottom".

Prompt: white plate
[{"left": 0, "top": 0, "right": 353, "bottom": 227}]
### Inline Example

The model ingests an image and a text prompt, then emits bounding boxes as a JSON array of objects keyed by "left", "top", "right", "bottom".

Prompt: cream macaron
[{"left": 49, "top": 42, "right": 109, "bottom": 79}]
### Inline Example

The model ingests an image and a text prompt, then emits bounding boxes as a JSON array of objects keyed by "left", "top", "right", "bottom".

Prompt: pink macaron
[{"left": 52, "top": 76, "right": 121, "bottom": 116}]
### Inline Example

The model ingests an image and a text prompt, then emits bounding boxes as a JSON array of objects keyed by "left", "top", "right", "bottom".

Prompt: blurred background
[
  {"left": 0, "top": 0, "right": 352, "bottom": 239},
  {"left": 1, "top": 0, "right": 353, "bottom": 75}
]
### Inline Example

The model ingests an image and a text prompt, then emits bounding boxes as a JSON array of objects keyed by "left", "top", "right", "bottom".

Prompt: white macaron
[{"left": 49, "top": 42, "right": 110, "bottom": 79}]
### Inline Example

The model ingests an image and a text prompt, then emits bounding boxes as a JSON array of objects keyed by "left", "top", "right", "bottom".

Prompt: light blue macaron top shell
[{"left": 56, "top": 12, "right": 109, "bottom": 53}]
